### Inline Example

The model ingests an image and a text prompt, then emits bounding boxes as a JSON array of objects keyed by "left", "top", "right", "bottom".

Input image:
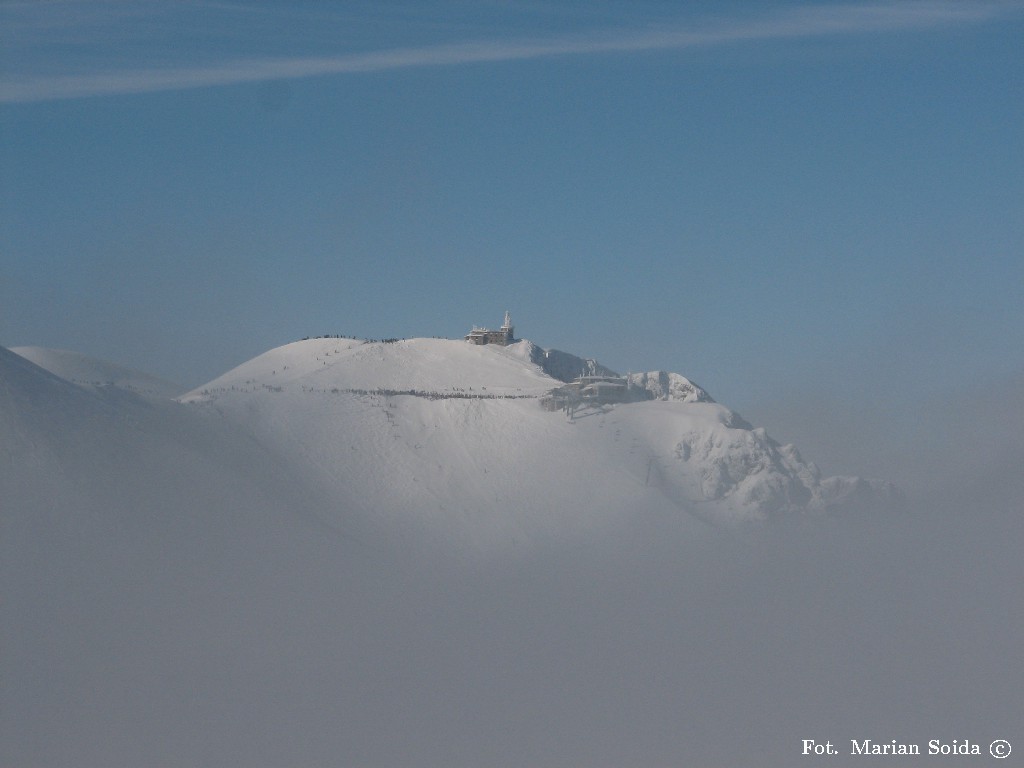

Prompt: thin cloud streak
[{"left": 1, "top": 1, "right": 1017, "bottom": 102}]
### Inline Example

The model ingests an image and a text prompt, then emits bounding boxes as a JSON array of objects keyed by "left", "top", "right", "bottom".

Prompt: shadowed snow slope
[
  {"left": 3, "top": 342, "right": 1020, "bottom": 768},
  {"left": 11, "top": 345, "right": 184, "bottom": 399}
]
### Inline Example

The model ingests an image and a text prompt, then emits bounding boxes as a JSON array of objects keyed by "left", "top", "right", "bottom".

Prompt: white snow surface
[
  {"left": 186, "top": 337, "right": 556, "bottom": 399},
  {"left": 178, "top": 337, "right": 897, "bottom": 532}
]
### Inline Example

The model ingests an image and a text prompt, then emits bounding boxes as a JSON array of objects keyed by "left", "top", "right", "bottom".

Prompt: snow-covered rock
[
  {"left": 517, "top": 341, "right": 620, "bottom": 383},
  {"left": 627, "top": 371, "right": 712, "bottom": 403}
]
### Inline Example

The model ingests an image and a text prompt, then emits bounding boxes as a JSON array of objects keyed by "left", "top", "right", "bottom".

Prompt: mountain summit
[
  {"left": 175, "top": 336, "right": 899, "bottom": 535},
  {"left": 3, "top": 336, "right": 899, "bottom": 546}
]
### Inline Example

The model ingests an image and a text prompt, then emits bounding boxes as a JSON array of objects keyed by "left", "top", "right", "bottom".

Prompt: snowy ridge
[{"left": 183, "top": 337, "right": 556, "bottom": 402}]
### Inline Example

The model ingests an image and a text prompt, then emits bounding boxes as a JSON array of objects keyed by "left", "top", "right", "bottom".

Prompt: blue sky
[{"left": 2, "top": 1, "right": 1022, "bottom": 480}]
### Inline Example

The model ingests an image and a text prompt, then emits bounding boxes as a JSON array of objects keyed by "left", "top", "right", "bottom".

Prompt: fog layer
[{"left": 3, "top": 346, "right": 1020, "bottom": 767}]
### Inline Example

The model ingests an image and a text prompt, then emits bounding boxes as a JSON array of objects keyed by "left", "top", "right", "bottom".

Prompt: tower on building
[{"left": 465, "top": 311, "right": 515, "bottom": 346}]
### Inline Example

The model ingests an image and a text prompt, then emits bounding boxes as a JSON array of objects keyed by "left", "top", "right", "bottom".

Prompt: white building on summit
[{"left": 465, "top": 311, "right": 515, "bottom": 346}]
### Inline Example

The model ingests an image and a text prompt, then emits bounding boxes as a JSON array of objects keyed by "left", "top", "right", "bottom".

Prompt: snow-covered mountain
[
  {"left": 179, "top": 336, "right": 899, "bottom": 534},
  {"left": 3, "top": 338, "right": 899, "bottom": 539},
  {"left": 5, "top": 340, "right": 1017, "bottom": 768}
]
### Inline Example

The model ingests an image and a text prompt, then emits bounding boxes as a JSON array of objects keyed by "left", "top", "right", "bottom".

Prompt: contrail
[{"left": 1, "top": 1, "right": 1017, "bottom": 103}]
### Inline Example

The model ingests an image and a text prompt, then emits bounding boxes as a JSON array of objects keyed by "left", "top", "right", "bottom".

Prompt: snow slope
[
  {"left": 0, "top": 345, "right": 325, "bottom": 530},
  {"left": 11, "top": 345, "right": 184, "bottom": 399},
  {"left": 181, "top": 337, "right": 899, "bottom": 533},
  {"left": 181, "top": 338, "right": 683, "bottom": 545},
  {"left": 189, "top": 337, "right": 555, "bottom": 397}
]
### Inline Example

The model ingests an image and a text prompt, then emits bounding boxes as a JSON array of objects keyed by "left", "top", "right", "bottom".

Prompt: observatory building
[{"left": 465, "top": 311, "right": 515, "bottom": 346}]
